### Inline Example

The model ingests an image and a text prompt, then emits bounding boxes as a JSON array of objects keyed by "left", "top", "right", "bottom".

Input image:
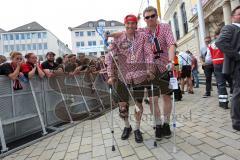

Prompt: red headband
[{"left": 124, "top": 14, "right": 138, "bottom": 24}]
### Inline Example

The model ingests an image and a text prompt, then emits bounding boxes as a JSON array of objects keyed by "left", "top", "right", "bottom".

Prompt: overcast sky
[{"left": 0, "top": 0, "right": 164, "bottom": 49}]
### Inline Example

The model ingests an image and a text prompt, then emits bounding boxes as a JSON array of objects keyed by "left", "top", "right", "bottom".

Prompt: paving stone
[
  {"left": 18, "top": 146, "right": 36, "bottom": 155},
  {"left": 197, "top": 144, "right": 222, "bottom": 157},
  {"left": 64, "top": 151, "right": 78, "bottom": 160},
  {"left": 151, "top": 147, "right": 172, "bottom": 160},
  {"left": 172, "top": 151, "right": 194, "bottom": 160},
  {"left": 190, "top": 132, "right": 207, "bottom": 139},
  {"left": 67, "top": 141, "right": 80, "bottom": 152},
  {"left": 218, "top": 130, "right": 240, "bottom": 140},
  {"left": 70, "top": 136, "right": 81, "bottom": 144},
  {"left": 219, "top": 146, "right": 240, "bottom": 159},
  {"left": 123, "top": 155, "right": 139, "bottom": 160},
  {"left": 206, "top": 132, "right": 224, "bottom": 139},
  {"left": 60, "top": 136, "right": 71, "bottom": 144},
  {"left": 92, "top": 145, "right": 106, "bottom": 157},
  {"left": 50, "top": 151, "right": 66, "bottom": 160},
  {"left": 119, "top": 145, "right": 135, "bottom": 157},
  {"left": 38, "top": 149, "right": 55, "bottom": 160},
  {"left": 28, "top": 147, "right": 45, "bottom": 157},
  {"left": 201, "top": 137, "right": 225, "bottom": 149},
  {"left": 134, "top": 146, "right": 152, "bottom": 159},
  {"left": 78, "top": 152, "right": 92, "bottom": 160},
  {"left": 105, "top": 146, "right": 120, "bottom": 159},
  {"left": 214, "top": 155, "right": 236, "bottom": 160},
  {"left": 81, "top": 137, "right": 92, "bottom": 145},
  {"left": 92, "top": 155, "right": 107, "bottom": 160},
  {"left": 219, "top": 137, "right": 240, "bottom": 149},
  {"left": 108, "top": 156, "right": 123, "bottom": 160},
  {"left": 177, "top": 142, "right": 199, "bottom": 155},
  {"left": 93, "top": 137, "right": 104, "bottom": 146},
  {"left": 185, "top": 136, "right": 203, "bottom": 146},
  {"left": 192, "top": 152, "right": 211, "bottom": 160},
  {"left": 55, "top": 142, "right": 69, "bottom": 152},
  {"left": 79, "top": 144, "right": 92, "bottom": 153},
  {"left": 10, "top": 155, "right": 28, "bottom": 160},
  {"left": 25, "top": 156, "right": 40, "bottom": 160}
]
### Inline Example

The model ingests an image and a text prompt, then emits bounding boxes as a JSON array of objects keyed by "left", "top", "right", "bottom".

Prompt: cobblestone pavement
[{"left": 2, "top": 86, "right": 240, "bottom": 160}]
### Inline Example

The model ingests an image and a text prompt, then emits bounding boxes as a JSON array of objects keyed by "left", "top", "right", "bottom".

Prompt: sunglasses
[{"left": 144, "top": 14, "right": 156, "bottom": 20}]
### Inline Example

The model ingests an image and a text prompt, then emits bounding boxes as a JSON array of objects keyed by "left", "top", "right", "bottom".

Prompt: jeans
[{"left": 192, "top": 69, "right": 199, "bottom": 87}]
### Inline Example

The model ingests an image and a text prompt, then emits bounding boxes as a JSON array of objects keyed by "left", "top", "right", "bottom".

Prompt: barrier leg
[
  {"left": 0, "top": 118, "right": 8, "bottom": 153},
  {"left": 151, "top": 83, "right": 157, "bottom": 147},
  {"left": 109, "top": 86, "right": 115, "bottom": 151},
  {"left": 30, "top": 81, "right": 48, "bottom": 135},
  {"left": 56, "top": 79, "right": 74, "bottom": 123}
]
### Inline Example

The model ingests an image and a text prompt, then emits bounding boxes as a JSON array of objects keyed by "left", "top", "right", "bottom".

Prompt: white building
[
  {"left": 0, "top": 22, "right": 72, "bottom": 59},
  {"left": 69, "top": 19, "right": 125, "bottom": 57},
  {"left": 0, "top": 28, "right": 6, "bottom": 56}
]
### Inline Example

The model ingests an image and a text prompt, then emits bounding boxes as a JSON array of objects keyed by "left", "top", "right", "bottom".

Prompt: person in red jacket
[{"left": 209, "top": 29, "right": 233, "bottom": 109}]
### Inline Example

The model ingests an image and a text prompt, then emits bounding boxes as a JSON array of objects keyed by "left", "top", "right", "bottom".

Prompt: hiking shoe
[
  {"left": 134, "top": 129, "right": 143, "bottom": 143},
  {"left": 162, "top": 123, "right": 171, "bottom": 138},
  {"left": 121, "top": 126, "right": 132, "bottom": 140},
  {"left": 155, "top": 125, "right": 163, "bottom": 140}
]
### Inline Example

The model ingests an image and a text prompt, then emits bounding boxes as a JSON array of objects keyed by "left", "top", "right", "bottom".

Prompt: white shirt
[
  {"left": 232, "top": 23, "right": 240, "bottom": 28},
  {"left": 178, "top": 52, "right": 192, "bottom": 66}
]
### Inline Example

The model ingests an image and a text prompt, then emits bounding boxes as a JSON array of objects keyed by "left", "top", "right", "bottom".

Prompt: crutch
[
  {"left": 172, "top": 90, "right": 177, "bottom": 153},
  {"left": 29, "top": 80, "right": 48, "bottom": 135},
  {"left": 109, "top": 85, "right": 115, "bottom": 151},
  {"left": 151, "top": 83, "right": 157, "bottom": 147},
  {"left": 109, "top": 52, "right": 140, "bottom": 113}
]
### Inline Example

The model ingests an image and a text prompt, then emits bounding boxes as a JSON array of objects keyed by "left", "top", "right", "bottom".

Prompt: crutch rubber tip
[
  {"left": 154, "top": 141, "right": 157, "bottom": 147},
  {"left": 112, "top": 146, "right": 115, "bottom": 151}
]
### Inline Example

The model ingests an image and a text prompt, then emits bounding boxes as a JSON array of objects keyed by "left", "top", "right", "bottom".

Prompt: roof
[
  {"left": 70, "top": 19, "right": 124, "bottom": 30},
  {"left": 0, "top": 28, "right": 6, "bottom": 33},
  {"left": 8, "top": 21, "right": 47, "bottom": 32}
]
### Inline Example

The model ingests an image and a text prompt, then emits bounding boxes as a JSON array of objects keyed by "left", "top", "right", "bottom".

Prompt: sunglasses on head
[{"left": 144, "top": 14, "right": 156, "bottom": 20}]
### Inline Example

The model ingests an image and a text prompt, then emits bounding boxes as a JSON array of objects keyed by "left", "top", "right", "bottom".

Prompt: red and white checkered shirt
[
  {"left": 106, "top": 31, "right": 152, "bottom": 85},
  {"left": 139, "top": 23, "right": 176, "bottom": 73}
]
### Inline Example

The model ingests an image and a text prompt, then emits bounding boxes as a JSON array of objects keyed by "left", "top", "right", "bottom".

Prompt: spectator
[
  {"left": 178, "top": 51, "right": 193, "bottom": 94},
  {"left": 41, "top": 52, "right": 63, "bottom": 77},
  {"left": 0, "top": 55, "right": 7, "bottom": 65},
  {"left": 0, "top": 51, "right": 25, "bottom": 90},
  {"left": 215, "top": 5, "right": 240, "bottom": 131},
  {"left": 187, "top": 51, "right": 199, "bottom": 88},
  {"left": 200, "top": 36, "right": 214, "bottom": 98},
  {"left": 21, "top": 53, "right": 45, "bottom": 79}
]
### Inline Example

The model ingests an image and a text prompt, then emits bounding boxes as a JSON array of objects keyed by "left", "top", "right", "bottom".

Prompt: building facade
[
  {"left": 163, "top": 0, "right": 240, "bottom": 58},
  {"left": 0, "top": 22, "right": 72, "bottom": 59},
  {"left": 69, "top": 19, "right": 125, "bottom": 57}
]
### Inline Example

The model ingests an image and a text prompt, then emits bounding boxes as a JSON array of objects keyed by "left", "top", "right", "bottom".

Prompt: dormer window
[
  {"left": 88, "top": 22, "right": 94, "bottom": 27},
  {"left": 98, "top": 21, "right": 105, "bottom": 27},
  {"left": 110, "top": 22, "right": 115, "bottom": 26}
]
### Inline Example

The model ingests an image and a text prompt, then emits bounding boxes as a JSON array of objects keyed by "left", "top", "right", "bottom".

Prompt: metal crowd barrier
[{"left": 0, "top": 74, "right": 110, "bottom": 153}]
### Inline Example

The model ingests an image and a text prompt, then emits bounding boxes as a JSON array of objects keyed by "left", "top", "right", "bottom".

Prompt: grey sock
[{"left": 155, "top": 116, "right": 162, "bottom": 125}]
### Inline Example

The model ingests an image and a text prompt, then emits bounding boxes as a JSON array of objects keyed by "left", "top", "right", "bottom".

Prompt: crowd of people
[{"left": 0, "top": 5, "right": 239, "bottom": 144}]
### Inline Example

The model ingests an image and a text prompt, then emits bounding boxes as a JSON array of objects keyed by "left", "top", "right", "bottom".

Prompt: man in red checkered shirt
[{"left": 106, "top": 14, "right": 155, "bottom": 143}]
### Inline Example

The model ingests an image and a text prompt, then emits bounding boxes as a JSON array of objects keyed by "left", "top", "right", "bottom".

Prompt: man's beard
[{"left": 48, "top": 59, "right": 54, "bottom": 63}]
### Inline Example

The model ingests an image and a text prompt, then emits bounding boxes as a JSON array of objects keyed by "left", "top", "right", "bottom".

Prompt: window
[
  {"left": 80, "top": 41, "right": 84, "bottom": 46},
  {"left": 26, "top": 33, "right": 31, "bottom": 39},
  {"left": 173, "top": 12, "right": 180, "bottom": 40},
  {"left": 181, "top": 3, "right": 188, "bottom": 34},
  {"left": 110, "top": 22, "right": 115, "bottom": 26},
  {"left": 27, "top": 44, "right": 31, "bottom": 50},
  {"left": 76, "top": 42, "right": 80, "bottom": 47},
  {"left": 9, "top": 34, "right": 14, "bottom": 40},
  {"left": 98, "top": 21, "right": 105, "bottom": 27},
  {"left": 43, "top": 43, "right": 48, "bottom": 49},
  {"left": 10, "top": 45, "right": 14, "bottom": 51},
  {"left": 88, "top": 41, "right": 96, "bottom": 46},
  {"left": 79, "top": 31, "right": 84, "bottom": 36},
  {"left": 42, "top": 32, "right": 47, "bottom": 39},
  {"left": 89, "top": 52, "right": 97, "bottom": 56},
  {"left": 75, "top": 32, "right": 79, "bottom": 37},
  {"left": 33, "top": 43, "right": 36, "bottom": 50},
  {"left": 15, "top": 34, "right": 19, "bottom": 40},
  {"left": 88, "top": 22, "right": 94, "bottom": 27},
  {"left": 101, "top": 51, "right": 105, "bottom": 55},
  {"left": 87, "top": 31, "right": 95, "bottom": 36},
  {"left": 16, "top": 44, "right": 20, "bottom": 51},
  {"left": 4, "top": 45, "right": 9, "bottom": 52},
  {"left": 38, "top": 32, "right": 42, "bottom": 38},
  {"left": 21, "top": 44, "right": 25, "bottom": 51},
  {"left": 21, "top": 33, "right": 25, "bottom": 40},
  {"left": 38, "top": 43, "right": 42, "bottom": 50},
  {"left": 3, "top": 34, "right": 8, "bottom": 41}
]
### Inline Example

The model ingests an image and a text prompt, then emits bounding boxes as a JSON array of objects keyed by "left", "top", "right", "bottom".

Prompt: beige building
[{"left": 163, "top": 0, "right": 240, "bottom": 58}]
